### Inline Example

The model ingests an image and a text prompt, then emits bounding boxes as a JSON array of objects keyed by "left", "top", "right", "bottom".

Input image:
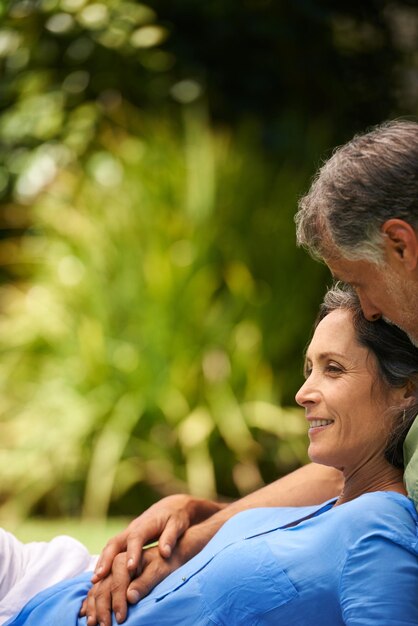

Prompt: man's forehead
[
  {"left": 325, "top": 256, "right": 378, "bottom": 285},
  {"left": 325, "top": 257, "right": 355, "bottom": 283}
]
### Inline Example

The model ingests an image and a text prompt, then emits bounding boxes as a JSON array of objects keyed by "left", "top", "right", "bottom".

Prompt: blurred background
[{"left": 1, "top": 0, "right": 418, "bottom": 548}]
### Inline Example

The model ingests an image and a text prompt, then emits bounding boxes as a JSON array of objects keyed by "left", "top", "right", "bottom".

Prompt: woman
[{"left": 4, "top": 286, "right": 418, "bottom": 625}]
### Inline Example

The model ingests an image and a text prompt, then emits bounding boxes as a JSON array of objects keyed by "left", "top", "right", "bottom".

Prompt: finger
[
  {"left": 126, "top": 557, "right": 171, "bottom": 605},
  {"left": 84, "top": 587, "right": 98, "bottom": 626},
  {"left": 123, "top": 510, "right": 180, "bottom": 571},
  {"left": 158, "top": 516, "right": 188, "bottom": 558},
  {"left": 125, "top": 535, "right": 147, "bottom": 573},
  {"left": 92, "top": 534, "right": 128, "bottom": 582},
  {"left": 79, "top": 598, "right": 87, "bottom": 617},
  {"left": 94, "top": 586, "right": 113, "bottom": 626},
  {"left": 110, "top": 564, "right": 130, "bottom": 624}
]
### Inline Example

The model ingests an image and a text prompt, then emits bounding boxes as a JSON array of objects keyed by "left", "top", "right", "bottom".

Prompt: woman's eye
[{"left": 326, "top": 364, "right": 343, "bottom": 374}]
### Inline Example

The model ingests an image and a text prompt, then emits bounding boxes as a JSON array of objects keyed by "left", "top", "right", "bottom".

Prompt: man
[{"left": 86, "top": 119, "right": 418, "bottom": 624}]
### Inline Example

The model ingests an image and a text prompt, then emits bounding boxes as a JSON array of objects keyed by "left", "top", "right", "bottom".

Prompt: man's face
[{"left": 325, "top": 255, "right": 418, "bottom": 346}]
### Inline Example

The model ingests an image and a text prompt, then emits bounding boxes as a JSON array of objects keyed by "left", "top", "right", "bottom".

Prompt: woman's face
[{"left": 295, "top": 308, "right": 402, "bottom": 474}]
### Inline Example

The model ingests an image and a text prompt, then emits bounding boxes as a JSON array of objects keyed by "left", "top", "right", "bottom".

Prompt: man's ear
[{"left": 381, "top": 218, "right": 418, "bottom": 271}]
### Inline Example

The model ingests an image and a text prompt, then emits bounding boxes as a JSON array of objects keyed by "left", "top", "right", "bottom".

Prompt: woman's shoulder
[
  {"left": 331, "top": 491, "right": 418, "bottom": 548},
  {"left": 340, "top": 490, "right": 417, "bottom": 518},
  {"left": 338, "top": 495, "right": 418, "bottom": 625}
]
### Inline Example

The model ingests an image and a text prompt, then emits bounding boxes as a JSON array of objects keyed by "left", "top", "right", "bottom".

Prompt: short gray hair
[{"left": 295, "top": 120, "right": 418, "bottom": 264}]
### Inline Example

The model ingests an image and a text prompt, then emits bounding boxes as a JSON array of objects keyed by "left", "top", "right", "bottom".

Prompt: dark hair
[
  {"left": 316, "top": 284, "right": 418, "bottom": 468},
  {"left": 295, "top": 119, "right": 418, "bottom": 264}
]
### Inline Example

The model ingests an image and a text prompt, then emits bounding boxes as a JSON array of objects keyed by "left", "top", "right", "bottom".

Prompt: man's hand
[{"left": 92, "top": 495, "right": 223, "bottom": 583}]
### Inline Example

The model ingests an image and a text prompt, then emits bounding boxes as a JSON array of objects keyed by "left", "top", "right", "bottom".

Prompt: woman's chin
[{"left": 307, "top": 446, "right": 334, "bottom": 467}]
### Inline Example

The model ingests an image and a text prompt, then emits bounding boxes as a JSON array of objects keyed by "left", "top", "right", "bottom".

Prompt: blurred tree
[
  {"left": 0, "top": 109, "right": 314, "bottom": 520},
  {"left": 152, "top": 0, "right": 418, "bottom": 133},
  {"left": 2, "top": 0, "right": 418, "bottom": 283}
]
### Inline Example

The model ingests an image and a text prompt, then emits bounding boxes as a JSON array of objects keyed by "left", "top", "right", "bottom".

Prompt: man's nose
[{"left": 357, "top": 293, "right": 381, "bottom": 322}]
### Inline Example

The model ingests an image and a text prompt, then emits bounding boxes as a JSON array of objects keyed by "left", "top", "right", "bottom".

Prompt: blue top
[{"left": 5, "top": 491, "right": 418, "bottom": 626}]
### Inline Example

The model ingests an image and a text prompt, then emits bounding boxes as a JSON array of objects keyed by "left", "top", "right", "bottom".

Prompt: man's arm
[
  {"left": 209, "top": 462, "right": 343, "bottom": 512},
  {"left": 93, "top": 463, "right": 341, "bottom": 582},
  {"left": 126, "top": 463, "right": 343, "bottom": 595},
  {"left": 90, "top": 464, "right": 342, "bottom": 608}
]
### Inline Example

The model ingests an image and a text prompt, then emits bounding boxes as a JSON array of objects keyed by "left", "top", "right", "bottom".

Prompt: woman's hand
[
  {"left": 80, "top": 547, "right": 183, "bottom": 625},
  {"left": 122, "top": 521, "right": 218, "bottom": 606},
  {"left": 81, "top": 520, "right": 223, "bottom": 625},
  {"left": 92, "top": 494, "right": 223, "bottom": 583},
  {"left": 80, "top": 552, "right": 132, "bottom": 626}
]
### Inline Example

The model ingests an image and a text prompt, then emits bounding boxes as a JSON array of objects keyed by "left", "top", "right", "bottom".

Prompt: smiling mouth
[{"left": 309, "top": 419, "right": 333, "bottom": 429}]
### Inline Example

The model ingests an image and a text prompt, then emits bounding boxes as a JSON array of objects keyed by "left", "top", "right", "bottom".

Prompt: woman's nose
[{"left": 295, "top": 378, "right": 320, "bottom": 407}]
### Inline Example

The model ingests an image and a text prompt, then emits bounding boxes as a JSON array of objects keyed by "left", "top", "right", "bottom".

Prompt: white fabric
[{"left": 0, "top": 527, "right": 97, "bottom": 624}]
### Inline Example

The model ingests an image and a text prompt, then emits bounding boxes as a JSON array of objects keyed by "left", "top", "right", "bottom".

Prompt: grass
[{"left": 2, "top": 517, "right": 131, "bottom": 554}]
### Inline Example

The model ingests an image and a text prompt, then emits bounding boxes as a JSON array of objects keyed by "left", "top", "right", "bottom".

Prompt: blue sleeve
[{"left": 340, "top": 533, "right": 418, "bottom": 625}]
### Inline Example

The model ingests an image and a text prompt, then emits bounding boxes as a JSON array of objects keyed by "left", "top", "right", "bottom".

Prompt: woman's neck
[{"left": 335, "top": 457, "right": 406, "bottom": 506}]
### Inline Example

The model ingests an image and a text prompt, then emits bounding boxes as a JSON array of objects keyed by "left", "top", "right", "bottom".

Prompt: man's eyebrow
[
  {"left": 331, "top": 273, "right": 348, "bottom": 284},
  {"left": 333, "top": 276, "right": 359, "bottom": 291}
]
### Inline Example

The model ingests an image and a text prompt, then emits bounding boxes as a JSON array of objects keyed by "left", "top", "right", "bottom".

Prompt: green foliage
[{"left": 0, "top": 100, "right": 330, "bottom": 521}]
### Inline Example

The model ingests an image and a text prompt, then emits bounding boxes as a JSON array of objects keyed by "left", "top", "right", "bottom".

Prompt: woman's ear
[
  {"left": 381, "top": 219, "right": 418, "bottom": 271},
  {"left": 401, "top": 379, "right": 418, "bottom": 404}
]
